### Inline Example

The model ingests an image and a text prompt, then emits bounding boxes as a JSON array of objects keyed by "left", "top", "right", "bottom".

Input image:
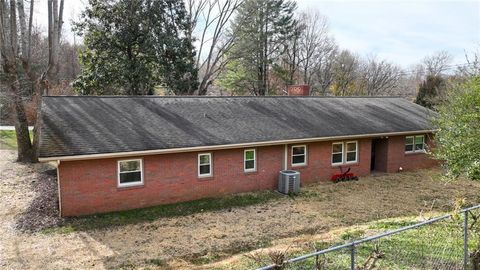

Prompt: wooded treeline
[
  {"left": 1, "top": 0, "right": 479, "bottom": 163},
  {"left": 70, "top": 0, "right": 479, "bottom": 97}
]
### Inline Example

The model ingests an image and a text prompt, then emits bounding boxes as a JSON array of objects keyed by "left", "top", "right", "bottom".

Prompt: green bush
[{"left": 433, "top": 76, "right": 480, "bottom": 180}]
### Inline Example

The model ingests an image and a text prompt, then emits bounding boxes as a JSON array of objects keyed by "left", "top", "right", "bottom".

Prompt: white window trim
[
  {"left": 198, "top": 153, "right": 213, "bottom": 178},
  {"left": 345, "top": 141, "right": 358, "bottom": 164},
  {"left": 331, "top": 142, "right": 344, "bottom": 165},
  {"left": 405, "top": 135, "right": 425, "bottom": 154},
  {"left": 117, "top": 158, "right": 144, "bottom": 188},
  {"left": 405, "top": 136, "right": 415, "bottom": 153},
  {"left": 244, "top": 149, "right": 257, "bottom": 172},
  {"left": 291, "top": 145, "right": 307, "bottom": 167},
  {"left": 415, "top": 135, "right": 426, "bottom": 152}
]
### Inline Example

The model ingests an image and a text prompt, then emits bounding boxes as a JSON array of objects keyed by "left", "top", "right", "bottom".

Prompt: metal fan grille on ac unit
[{"left": 278, "top": 170, "right": 300, "bottom": 194}]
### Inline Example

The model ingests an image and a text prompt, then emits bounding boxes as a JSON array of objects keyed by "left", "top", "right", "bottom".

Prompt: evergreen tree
[
  {"left": 415, "top": 75, "right": 447, "bottom": 109},
  {"left": 221, "top": 0, "right": 297, "bottom": 95},
  {"left": 73, "top": 0, "right": 197, "bottom": 95}
]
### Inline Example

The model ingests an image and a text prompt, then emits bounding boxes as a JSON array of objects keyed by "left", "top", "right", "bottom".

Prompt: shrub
[{"left": 432, "top": 77, "right": 480, "bottom": 180}]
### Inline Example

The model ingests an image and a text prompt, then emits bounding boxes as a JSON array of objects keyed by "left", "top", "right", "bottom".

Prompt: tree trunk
[
  {"left": 7, "top": 71, "right": 36, "bottom": 162},
  {"left": 198, "top": 77, "right": 209, "bottom": 96},
  {"left": 45, "top": 0, "right": 63, "bottom": 92},
  {"left": 0, "top": 0, "right": 35, "bottom": 162},
  {"left": 262, "top": 12, "right": 268, "bottom": 96},
  {"left": 13, "top": 93, "right": 35, "bottom": 163},
  {"left": 472, "top": 250, "right": 480, "bottom": 270}
]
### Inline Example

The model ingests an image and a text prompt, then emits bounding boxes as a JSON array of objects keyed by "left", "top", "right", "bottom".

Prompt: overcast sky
[
  {"left": 296, "top": 0, "right": 480, "bottom": 68},
  {"left": 34, "top": 0, "right": 480, "bottom": 69}
]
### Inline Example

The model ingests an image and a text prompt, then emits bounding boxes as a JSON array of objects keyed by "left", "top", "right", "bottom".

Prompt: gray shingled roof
[{"left": 39, "top": 96, "right": 436, "bottom": 158}]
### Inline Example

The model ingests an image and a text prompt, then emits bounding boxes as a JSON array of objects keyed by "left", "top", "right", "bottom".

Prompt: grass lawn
[
  {"left": 0, "top": 130, "right": 33, "bottom": 150},
  {"left": 0, "top": 130, "right": 18, "bottom": 150},
  {"left": 45, "top": 190, "right": 282, "bottom": 233},
  {"left": 242, "top": 215, "right": 478, "bottom": 270}
]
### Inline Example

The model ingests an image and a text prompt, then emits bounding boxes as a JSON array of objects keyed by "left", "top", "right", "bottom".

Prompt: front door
[{"left": 371, "top": 138, "right": 388, "bottom": 172}]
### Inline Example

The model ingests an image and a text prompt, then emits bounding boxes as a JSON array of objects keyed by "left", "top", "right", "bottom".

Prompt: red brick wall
[
  {"left": 285, "top": 139, "right": 372, "bottom": 184},
  {"left": 384, "top": 134, "right": 438, "bottom": 173},
  {"left": 59, "top": 145, "right": 283, "bottom": 216},
  {"left": 58, "top": 135, "right": 436, "bottom": 216}
]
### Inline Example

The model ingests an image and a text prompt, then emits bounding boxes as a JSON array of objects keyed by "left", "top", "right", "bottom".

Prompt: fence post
[
  {"left": 350, "top": 242, "right": 356, "bottom": 270},
  {"left": 464, "top": 210, "right": 469, "bottom": 270}
]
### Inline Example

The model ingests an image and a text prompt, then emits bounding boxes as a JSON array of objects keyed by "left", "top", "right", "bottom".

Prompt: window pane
[
  {"left": 199, "top": 154, "right": 210, "bottom": 165},
  {"left": 120, "top": 160, "right": 140, "bottom": 172},
  {"left": 415, "top": 136, "right": 424, "bottom": 144},
  {"left": 415, "top": 143, "right": 424, "bottom": 150},
  {"left": 346, "top": 152, "right": 356, "bottom": 162},
  {"left": 405, "top": 137, "right": 414, "bottom": 145},
  {"left": 245, "top": 150, "right": 254, "bottom": 160},
  {"left": 120, "top": 171, "right": 141, "bottom": 184},
  {"left": 332, "top": 153, "right": 343, "bottom": 163},
  {"left": 245, "top": 160, "right": 255, "bottom": 170},
  {"left": 199, "top": 164, "right": 210, "bottom": 175},
  {"left": 293, "top": 147, "right": 305, "bottom": 155},
  {"left": 332, "top": 143, "right": 342, "bottom": 153},
  {"left": 405, "top": 144, "right": 414, "bottom": 152},
  {"left": 346, "top": 142, "right": 356, "bottom": 152},
  {"left": 292, "top": 155, "right": 305, "bottom": 164}
]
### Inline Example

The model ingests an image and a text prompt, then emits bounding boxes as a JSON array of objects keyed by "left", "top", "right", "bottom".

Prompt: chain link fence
[{"left": 254, "top": 205, "right": 480, "bottom": 270}]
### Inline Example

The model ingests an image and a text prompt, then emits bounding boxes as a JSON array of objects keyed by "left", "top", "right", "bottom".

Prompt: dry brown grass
[{"left": 1, "top": 150, "right": 479, "bottom": 269}]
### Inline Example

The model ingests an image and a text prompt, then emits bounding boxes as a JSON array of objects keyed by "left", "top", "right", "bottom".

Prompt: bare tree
[
  {"left": 422, "top": 50, "right": 452, "bottom": 76},
  {"left": 32, "top": 0, "right": 64, "bottom": 157},
  {"left": 278, "top": 21, "right": 302, "bottom": 86},
  {"left": 187, "top": 0, "right": 242, "bottom": 95},
  {"left": 1, "top": 0, "right": 36, "bottom": 162},
  {"left": 274, "top": 11, "right": 337, "bottom": 95},
  {"left": 458, "top": 48, "right": 480, "bottom": 77},
  {"left": 331, "top": 50, "right": 359, "bottom": 96},
  {"left": 297, "top": 11, "right": 329, "bottom": 85},
  {"left": 310, "top": 42, "right": 336, "bottom": 95},
  {"left": 44, "top": 0, "right": 63, "bottom": 90},
  {"left": 357, "top": 56, "right": 402, "bottom": 96},
  {"left": 391, "top": 64, "right": 424, "bottom": 99},
  {"left": 0, "top": 0, "right": 64, "bottom": 162}
]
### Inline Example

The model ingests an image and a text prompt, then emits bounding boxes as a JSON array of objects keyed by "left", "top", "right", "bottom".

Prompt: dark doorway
[{"left": 371, "top": 138, "right": 389, "bottom": 172}]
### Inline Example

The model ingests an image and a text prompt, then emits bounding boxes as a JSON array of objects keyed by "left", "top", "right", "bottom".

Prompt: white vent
[{"left": 278, "top": 170, "right": 300, "bottom": 194}]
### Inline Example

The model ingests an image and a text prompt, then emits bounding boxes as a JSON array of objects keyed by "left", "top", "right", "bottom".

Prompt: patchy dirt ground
[{"left": 1, "top": 149, "right": 480, "bottom": 270}]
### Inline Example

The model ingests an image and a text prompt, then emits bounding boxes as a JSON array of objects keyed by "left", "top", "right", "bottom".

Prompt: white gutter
[
  {"left": 284, "top": 144, "right": 288, "bottom": 170},
  {"left": 38, "top": 129, "right": 436, "bottom": 162}
]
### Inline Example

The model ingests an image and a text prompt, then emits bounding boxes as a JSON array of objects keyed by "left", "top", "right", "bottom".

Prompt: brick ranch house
[{"left": 38, "top": 87, "right": 438, "bottom": 216}]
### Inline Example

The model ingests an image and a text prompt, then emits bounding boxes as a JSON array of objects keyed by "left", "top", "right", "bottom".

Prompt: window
[
  {"left": 244, "top": 149, "right": 256, "bottom": 172},
  {"left": 198, "top": 153, "right": 212, "bottom": 177},
  {"left": 345, "top": 141, "right": 358, "bottom": 163},
  {"left": 405, "top": 136, "right": 414, "bottom": 152},
  {"left": 118, "top": 159, "right": 143, "bottom": 187},
  {"left": 292, "top": 145, "right": 307, "bottom": 166},
  {"left": 332, "top": 141, "right": 358, "bottom": 165},
  {"left": 415, "top": 135, "right": 425, "bottom": 151},
  {"left": 405, "top": 135, "right": 425, "bottom": 153},
  {"left": 331, "top": 143, "right": 344, "bottom": 164}
]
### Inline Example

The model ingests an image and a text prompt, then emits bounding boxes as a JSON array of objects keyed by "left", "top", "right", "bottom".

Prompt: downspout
[
  {"left": 56, "top": 160, "right": 62, "bottom": 217},
  {"left": 284, "top": 144, "right": 288, "bottom": 170}
]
